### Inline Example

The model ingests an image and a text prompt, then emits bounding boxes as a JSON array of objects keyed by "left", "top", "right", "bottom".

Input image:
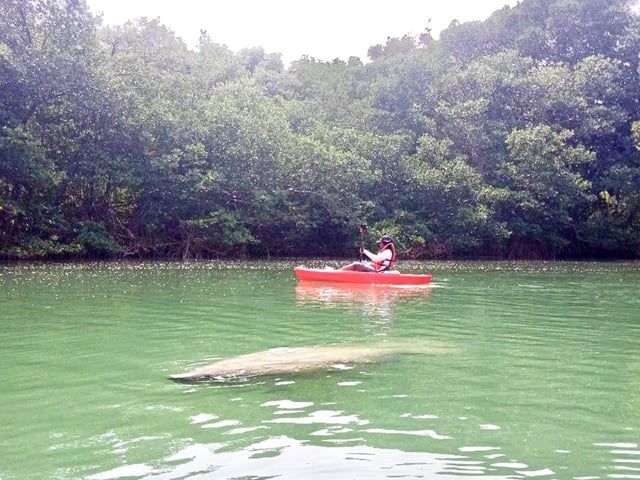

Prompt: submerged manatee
[{"left": 169, "top": 341, "right": 455, "bottom": 382}]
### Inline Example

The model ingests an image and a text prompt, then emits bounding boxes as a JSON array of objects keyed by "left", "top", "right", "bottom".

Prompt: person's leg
[
  {"left": 340, "top": 262, "right": 376, "bottom": 272},
  {"left": 339, "top": 262, "right": 358, "bottom": 271}
]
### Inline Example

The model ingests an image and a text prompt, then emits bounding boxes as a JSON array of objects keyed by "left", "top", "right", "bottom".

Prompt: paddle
[{"left": 359, "top": 224, "right": 367, "bottom": 261}]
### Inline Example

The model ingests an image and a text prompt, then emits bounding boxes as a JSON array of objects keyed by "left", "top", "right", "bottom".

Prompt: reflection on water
[
  {"left": 295, "top": 282, "right": 432, "bottom": 323},
  {"left": 84, "top": 398, "right": 640, "bottom": 480},
  {"left": 84, "top": 431, "right": 640, "bottom": 480},
  {"left": 88, "top": 438, "right": 518, "bottom": 480}
]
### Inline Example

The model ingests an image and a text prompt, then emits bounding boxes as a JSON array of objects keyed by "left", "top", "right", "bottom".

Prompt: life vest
[{"left": 373, "top": 242, "right": 396, "bottom": 272}]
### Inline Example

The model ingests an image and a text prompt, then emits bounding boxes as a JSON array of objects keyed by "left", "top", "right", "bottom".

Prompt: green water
[{"left": 1, "top": 260, "right": 638, "bottom": 480}]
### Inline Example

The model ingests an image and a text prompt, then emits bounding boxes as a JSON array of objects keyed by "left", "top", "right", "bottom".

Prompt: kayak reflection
[{"left": 295, "top": 281, "right": 432, "bottom": 320}]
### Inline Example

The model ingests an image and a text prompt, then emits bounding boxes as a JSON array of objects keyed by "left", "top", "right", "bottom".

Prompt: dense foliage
[{"left": 1, "top": 0, "right": 639, "bottom": 260}]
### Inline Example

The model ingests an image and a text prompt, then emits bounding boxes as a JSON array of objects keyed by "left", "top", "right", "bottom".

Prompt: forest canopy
[{"left": 1, "top": 0, "right": 639, "bottom": 260}]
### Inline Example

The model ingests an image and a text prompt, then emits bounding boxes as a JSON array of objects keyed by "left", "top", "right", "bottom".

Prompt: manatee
[{"left": 169, "top": 341, "right": 455, "bottom": 382}]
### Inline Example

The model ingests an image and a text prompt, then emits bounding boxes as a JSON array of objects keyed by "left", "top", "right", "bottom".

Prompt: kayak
[{"left": 294, "top": 266, "right": 432, "bottom": 285}]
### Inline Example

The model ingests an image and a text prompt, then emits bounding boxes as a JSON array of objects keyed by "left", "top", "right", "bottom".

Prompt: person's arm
[{"left": 362, "top": 249, "right": 392, "bottom": 263}]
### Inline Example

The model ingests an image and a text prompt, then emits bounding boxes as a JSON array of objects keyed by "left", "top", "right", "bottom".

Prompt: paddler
[{"left": 340, "top": 234, "right": 396, "bottom": 272}]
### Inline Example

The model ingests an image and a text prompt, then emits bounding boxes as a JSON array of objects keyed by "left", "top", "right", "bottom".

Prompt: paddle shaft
[{"left": 359, "top": 225, "right": 367, "bottom": 261}]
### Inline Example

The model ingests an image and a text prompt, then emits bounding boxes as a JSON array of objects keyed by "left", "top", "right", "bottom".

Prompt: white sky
[{"left": 85, "top": 0, "right": 520, "bottom": 65}]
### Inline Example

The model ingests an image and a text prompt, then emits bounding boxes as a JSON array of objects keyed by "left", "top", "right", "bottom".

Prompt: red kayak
[{"left": 294, "top": 266, "right": 432, "bottom": 286}]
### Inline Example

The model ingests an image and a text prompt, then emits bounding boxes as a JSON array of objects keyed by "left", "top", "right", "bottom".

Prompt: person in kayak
[{"left": 340, "top": 235, "right": 396, "bottom": 272}]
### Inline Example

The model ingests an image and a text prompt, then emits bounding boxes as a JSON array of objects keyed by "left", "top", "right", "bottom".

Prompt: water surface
[{"left": 1, "top": 260, "right": 638, "bottom": 479}]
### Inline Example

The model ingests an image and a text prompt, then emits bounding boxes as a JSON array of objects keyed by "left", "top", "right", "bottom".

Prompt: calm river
[{"left": 1, "top": 260, "right": 638, "bottom": 480}]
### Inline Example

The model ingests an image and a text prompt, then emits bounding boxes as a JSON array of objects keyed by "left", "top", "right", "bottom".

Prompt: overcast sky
[{"left": 85, "top": 0, "right": 520, "bottom": 65}]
